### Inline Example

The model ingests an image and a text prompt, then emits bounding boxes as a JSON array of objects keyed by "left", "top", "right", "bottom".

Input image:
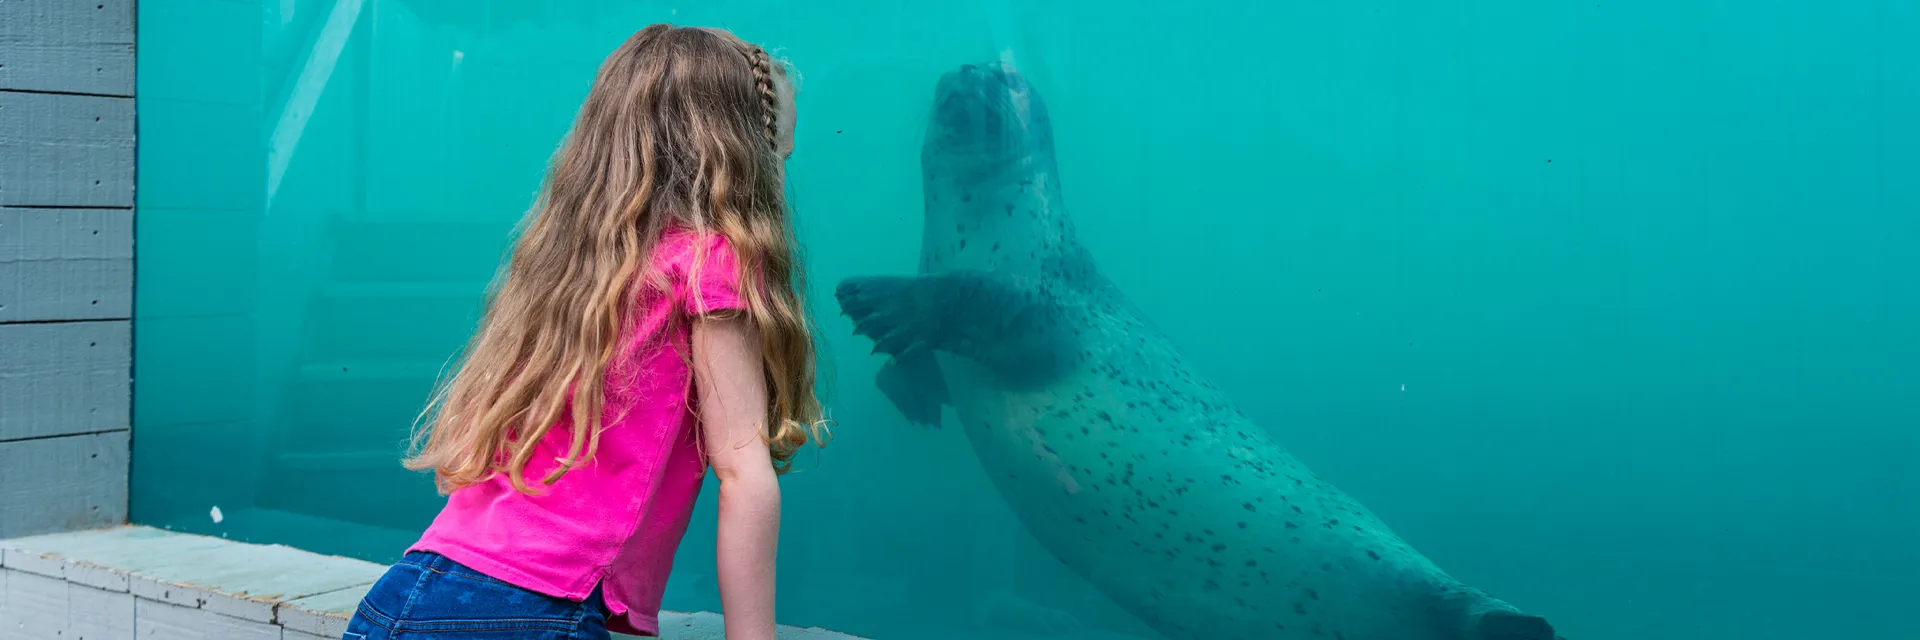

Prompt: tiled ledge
[{"left": 0, "top": 526, "right": 864, "bottom": 640}]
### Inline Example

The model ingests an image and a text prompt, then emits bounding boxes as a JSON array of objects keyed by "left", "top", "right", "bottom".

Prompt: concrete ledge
[{"left": 0, "top": 526, "right": 864, "bottom": 640}]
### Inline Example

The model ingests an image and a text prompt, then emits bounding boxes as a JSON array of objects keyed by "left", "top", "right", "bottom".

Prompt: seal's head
[
  {"left": 923, "top": 62, "right": 1056, "bottom": 179},
  {"left": 915, "top": 61, "right": 1080, "bottom": 274}
]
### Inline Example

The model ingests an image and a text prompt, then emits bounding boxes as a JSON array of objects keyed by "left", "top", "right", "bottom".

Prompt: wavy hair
[{"left": 405, "top": 24, "right": 827, "bottom": 494}]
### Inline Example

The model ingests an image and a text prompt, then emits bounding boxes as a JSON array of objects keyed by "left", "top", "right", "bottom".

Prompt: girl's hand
[{"left": 692, "top": 313, "right": 781, "bottom": 640}]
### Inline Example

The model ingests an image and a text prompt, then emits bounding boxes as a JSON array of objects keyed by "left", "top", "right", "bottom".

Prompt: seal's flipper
[
  {"left": 835, "top": 270, "right": 1078, "bottom": 389},
  {"left": 877, "top": 353, "right": 946, "bottom": 427},
  {"left": 1476, "top": 610, "right": 1557, "bottom": 640}
]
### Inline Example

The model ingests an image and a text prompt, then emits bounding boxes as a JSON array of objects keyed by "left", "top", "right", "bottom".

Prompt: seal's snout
[
  {"left": 929, "top": 61, "right": 1045, "bottom": 145},
  {"left": 934, "top": 64, "right": 1013, "bottom": 114},
  {"left": 953, "top": 61, "right": 1020, "bottom": 85},
  {"left": 951, "top": 63, "right": 1033, "bottom": 99},
  {"left": 923, "top": 60, "right": 1056, "bottom": 172}
]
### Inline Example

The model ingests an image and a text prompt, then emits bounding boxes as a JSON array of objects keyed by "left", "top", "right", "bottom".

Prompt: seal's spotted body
[{"left": 837, "top": 63, "right": 1562, "bottom": 640}]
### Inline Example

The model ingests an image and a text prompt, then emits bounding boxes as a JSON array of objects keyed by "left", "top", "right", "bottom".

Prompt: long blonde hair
[{"left": 405, "top": 24, "right": 826, "bottom": 495}]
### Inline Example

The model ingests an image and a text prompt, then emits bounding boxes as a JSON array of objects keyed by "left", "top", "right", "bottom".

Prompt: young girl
[{"left": 343, "top": 24, "right": 824, "bottom": 640}]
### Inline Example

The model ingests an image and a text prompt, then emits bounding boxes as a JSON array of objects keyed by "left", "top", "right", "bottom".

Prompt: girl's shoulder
[
  {"left": 653, "top": 228, "right": 739, "bottom": 271},
  {"left": 653, "top": 228, "right": 746, "bottom": 314}
]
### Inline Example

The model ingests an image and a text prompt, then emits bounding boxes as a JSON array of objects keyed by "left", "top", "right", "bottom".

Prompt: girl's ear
[{"left": 774, "top": 72, "right": 798, "bottom": 159}]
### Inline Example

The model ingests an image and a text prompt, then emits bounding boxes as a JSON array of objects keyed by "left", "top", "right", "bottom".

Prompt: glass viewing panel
[{"left": 134, "top": 2, "right": 1918, "bottom": 638}]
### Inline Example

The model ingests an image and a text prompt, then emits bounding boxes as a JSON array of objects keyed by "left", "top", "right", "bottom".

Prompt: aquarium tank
[{"left": 132, "top": 1, "right": 1916, "bottom": 639}]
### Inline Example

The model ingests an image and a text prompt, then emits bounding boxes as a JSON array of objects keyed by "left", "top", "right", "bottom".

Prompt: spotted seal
[{"left": 834, "top": 62, "right": 1564, "bottom": 640}]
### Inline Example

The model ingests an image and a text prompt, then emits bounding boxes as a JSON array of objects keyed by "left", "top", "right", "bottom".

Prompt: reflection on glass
[{"left": 134, "top": 1, "right": 1918, "bottom": 639}]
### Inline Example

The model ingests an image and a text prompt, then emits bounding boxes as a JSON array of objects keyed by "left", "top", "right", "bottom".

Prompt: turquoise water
[{"left": 132, "top": 1, "right": 1917, "bottom": 638}]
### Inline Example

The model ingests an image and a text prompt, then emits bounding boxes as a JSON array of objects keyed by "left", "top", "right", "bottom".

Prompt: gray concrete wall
[{"left": 0, "top": 1, "right": 137, "bottom": 538}]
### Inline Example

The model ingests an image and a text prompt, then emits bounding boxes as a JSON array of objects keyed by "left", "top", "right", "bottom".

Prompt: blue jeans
[{"left": 343, "top": 551, "right": 610, "bottom": 640}]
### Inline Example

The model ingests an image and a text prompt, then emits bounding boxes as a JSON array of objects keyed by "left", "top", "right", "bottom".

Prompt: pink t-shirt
[{"left": 412, "top": 230, "right": 746, "bottom": 637}]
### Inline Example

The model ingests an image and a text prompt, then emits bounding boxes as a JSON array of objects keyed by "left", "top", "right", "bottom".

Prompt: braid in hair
[{"left": 743, "top": 47, "right": 781, "bottom": 150}]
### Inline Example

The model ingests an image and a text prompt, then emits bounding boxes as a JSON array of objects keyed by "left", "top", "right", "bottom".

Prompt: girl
[{"left": 344, "top": 24, "right": 825, "bottom": 640}]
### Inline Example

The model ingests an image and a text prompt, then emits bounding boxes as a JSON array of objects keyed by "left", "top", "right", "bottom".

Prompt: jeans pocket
[
  {"left": 344, "top": 561, "right": 428, "bottom": 638},
  {"left": 381, "top": 558, "right": 590, "bottom": 638}
]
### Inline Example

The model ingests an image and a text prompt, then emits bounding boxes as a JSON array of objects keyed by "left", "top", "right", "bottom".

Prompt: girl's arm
[{"left": 692, "top": 313, "right": 781, "bottom": 640}]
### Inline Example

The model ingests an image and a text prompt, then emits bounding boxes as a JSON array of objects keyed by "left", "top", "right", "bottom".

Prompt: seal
[{"left": 834, "top": 62, "right": 1564, "bottom": 640}]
